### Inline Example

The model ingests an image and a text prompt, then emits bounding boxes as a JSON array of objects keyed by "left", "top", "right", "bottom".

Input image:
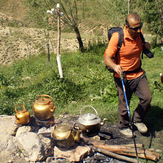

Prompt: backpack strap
[
  {"left": 140, "top": 32, "right": 146, "bottom": 59},
  {"left": 115, "top": 28, "right": 124, "bottom": 60},
  {"left": 140, "top": 32, "right": 146, "bottom": 44},
  {"left": 105, "top": 28, "right": 124, "bottom": 73}
]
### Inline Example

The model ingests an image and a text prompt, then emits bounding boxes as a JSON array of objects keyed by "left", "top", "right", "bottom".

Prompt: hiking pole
[{"left": 120, "top": 73, "right": 139, "bottom": 163}]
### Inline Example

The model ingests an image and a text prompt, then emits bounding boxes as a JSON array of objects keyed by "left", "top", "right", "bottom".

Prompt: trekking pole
[{"left": 120, "top": 73, "right": 139, "bottom": 163}]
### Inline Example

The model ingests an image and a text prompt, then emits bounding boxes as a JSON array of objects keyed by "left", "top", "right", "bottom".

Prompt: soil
[{"left": 57, "top": 114, "right": 163, "bottom": 162}]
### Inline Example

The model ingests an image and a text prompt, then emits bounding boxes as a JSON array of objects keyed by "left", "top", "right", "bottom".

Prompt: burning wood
[
  {"left": 92, "top": 147, "right": 139, "bottom": 163},
  {"left": 90, "top": 140, "right": 160, "bottom": 162}
]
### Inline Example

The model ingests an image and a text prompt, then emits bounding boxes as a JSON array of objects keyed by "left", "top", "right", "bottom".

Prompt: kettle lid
[
  {"left": 52, "top": 124, "right": 71, "bottom": 140},
  {"left": 78, "top": 115, "right": 100, "bottom": 126},
  {"left": 36, "top": 98, "right": 51, "bottom": 105},
  {"left": 56, "top": 124, "right": 71, "bottom": 132},
  {"left": 82, "top": 113, "right": 96, "bottom": 120},
  {"left": 78, "top": 105, "right": 101, "bottom": 125},
  {"left": 35, "top": 95, "right": 53, "bottom": 105}
]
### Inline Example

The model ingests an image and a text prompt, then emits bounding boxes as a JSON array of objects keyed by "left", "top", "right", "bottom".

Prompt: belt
[{"left": 124, "top": 66, "right": 142, "bottom": 74}]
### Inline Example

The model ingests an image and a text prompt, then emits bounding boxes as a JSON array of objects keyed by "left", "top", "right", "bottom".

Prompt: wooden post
[
  {"left": 128, "top": 0, "right": 130, "bottom": 15},
  {"left": 47, "top": 17, "right": 50, "bottom": 62},
  {"left": 56, "top": 3, "right": 63, "bottom": 78},
  {"left": 57, "top": 7, "right": 61, "bottom": 58}
]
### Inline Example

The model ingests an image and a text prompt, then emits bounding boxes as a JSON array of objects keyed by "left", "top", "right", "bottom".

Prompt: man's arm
[{"left": 104, "top": 54, "right": 123, "bottom": 75}]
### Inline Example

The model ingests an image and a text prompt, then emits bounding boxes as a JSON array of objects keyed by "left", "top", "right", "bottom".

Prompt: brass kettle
[
  {"left": 51, "top": 124, "right": 81, "bottom": 149},
  {"left": 33, "top": 95, "right": 56, "bottom": 121},
  {"left": 15, "top": 104, "right": 30, "bottom": 125}
]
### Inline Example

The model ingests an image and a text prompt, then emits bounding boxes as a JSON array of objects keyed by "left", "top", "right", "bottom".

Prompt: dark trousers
[{"left": 114, "top": 72, "right": 152, "bottom": 129}]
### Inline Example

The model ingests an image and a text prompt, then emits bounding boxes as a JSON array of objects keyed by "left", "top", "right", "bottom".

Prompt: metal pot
[
  {"left": 78, "top": 105, "right": 107, "bottom": 137},
  {"left": 51, "top": 124, "right": 81, "bottom": 149},
  {"left": 33, "top": 95, "right": 56, "bottom": 120},
  {"left": 15, "top": 104, "right": 30, "bottom": 125}
]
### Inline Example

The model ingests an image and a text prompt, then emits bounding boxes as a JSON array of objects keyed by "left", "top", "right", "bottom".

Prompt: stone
[
  {"left": 0, "top": 115, "right": 19, "bottom": 153},
  {"left": 53, "top": 145, "right": 92, "bottom": 162},
  {"left": 16, "top": 132, "right": 43, "bottom": 161},
  {"left": 16, "top": 125, "right": 32, "bottom": 137}
]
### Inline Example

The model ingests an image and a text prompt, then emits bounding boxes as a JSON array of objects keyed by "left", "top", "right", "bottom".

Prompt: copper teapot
[
  {"left": 33, "top": 95, "right": 56, "bottom": 120},
  {"left": 51, "top": 124, "right": 81, "bottom": 149},
  {"left": 15, "top": 104, "right": 30, "bottom": 125}
]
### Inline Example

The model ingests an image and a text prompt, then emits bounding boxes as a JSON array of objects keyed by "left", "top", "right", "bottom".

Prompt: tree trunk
[
  {"left": 74, "top": 26, "right": 85, "bottom": 52},
  {"left": 161, "top": 2, "right": 163, "bottom": 29}
]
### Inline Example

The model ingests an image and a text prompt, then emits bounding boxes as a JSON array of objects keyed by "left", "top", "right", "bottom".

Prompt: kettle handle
[
  {"left": 50, "top": 106, "right": 56, "bottom": 112},
  {"left": 36, "top": 95, "right": 53, "bottom": 102},
  {"left": 15, "top": 104, "right": 26, "bottom": 113},
  {"left": 80, "top": 105, "right": 98, "bottom": 117}
]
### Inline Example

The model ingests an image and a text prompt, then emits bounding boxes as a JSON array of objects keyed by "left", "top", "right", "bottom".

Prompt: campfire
[
  {"left": 49, "top": 117, "right": 160, "bottom": 163},
  {"left": 14, "top": 97, "right": 160, "bottom": 162},
  {"left": 27, "top": 114, "right": 158, "bottom": 163}
]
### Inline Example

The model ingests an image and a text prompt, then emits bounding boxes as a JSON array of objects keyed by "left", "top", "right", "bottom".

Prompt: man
[{"left": 104, "top": 13, "right": 152, "bottom": 138}]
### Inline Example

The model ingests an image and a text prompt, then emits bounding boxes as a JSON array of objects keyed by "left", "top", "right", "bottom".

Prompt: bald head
[
  {"left": 126, "top": 13, "right": 141, "bottom": 27},
  {"left": 125, "top": 13, "right": 142, "bottom": 39}
]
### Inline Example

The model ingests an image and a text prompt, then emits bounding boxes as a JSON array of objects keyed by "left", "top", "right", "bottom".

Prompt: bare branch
[
  {"left": 60, "top": 2, "right": 72, "bottom": 24},
  {"left": 74, "top": 0, "right": 78, "bottom": 22},
  {"left": 66, "top": 0, "right": 77, "bottom": 27}
]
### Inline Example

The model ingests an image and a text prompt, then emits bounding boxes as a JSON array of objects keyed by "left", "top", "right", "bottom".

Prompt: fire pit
[
  {"left": 34, "top": 115, "right": 55, "bottom": 128},
  {"left": 48, "top": 114, "right": 160, "bottom": 163},
  {"left": 16, "top": 114, "right": 160, "bottom": 163}
]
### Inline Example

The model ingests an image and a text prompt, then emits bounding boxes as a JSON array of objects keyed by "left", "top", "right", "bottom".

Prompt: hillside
[
  {"left": 0, "top": 0, "right": 109, "bottom": 64},
  {"left": 0, "top": 0, "right": 26, "bottom": 20},
  {"left": 0, "top": 0, "right": 162, "bottom": 64}
]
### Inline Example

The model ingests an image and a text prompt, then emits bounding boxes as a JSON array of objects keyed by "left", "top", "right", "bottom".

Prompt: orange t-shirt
[{"left": 105, "top": 27, "right": 144, "bottom": 80}]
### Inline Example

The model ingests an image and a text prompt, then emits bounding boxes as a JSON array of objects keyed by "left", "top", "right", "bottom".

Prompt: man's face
[{"left": 127, "top": 18, "right": 142, "bottom": 39}]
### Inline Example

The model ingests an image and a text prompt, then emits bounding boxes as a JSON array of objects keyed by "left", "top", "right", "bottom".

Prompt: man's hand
[{"left": 113, "top": 65, "right": 123, "bottom": 76}]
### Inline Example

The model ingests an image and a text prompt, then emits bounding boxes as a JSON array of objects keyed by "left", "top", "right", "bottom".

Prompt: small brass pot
[{"left": 15, "top": 104, "right": 30, "bottom": 125}]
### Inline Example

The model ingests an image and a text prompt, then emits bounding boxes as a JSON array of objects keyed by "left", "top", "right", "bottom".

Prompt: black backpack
[
  {"left": 105, "top": 27, "right": 153, "bottom": 73},
  {"left": 105, "top": 27, "right": 124, "bottom": 73}
]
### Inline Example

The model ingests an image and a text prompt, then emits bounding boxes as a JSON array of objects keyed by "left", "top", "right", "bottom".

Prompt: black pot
[{"left": 79, "top": 123, "right": 101, "bottom": 137}]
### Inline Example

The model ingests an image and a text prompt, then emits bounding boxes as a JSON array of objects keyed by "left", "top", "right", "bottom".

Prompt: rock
[
  {"left": 16, "top": 125, "right": 32, "bottom": 137},
  {"left": 0, "top": 137, "right": 18, "bottom": 163},
  {"left": 16, "top": 129, "right": 54, "bottom": 161},
  {"left": 16, "top": 132, "right": 43, "bottom": 161},
  {"left": 156, "top": 149, "right": 162, "bottom": 153},
  {"left": 0, "top": 115, "right": 56, "bottom": 162},
  {"left": 54, "top": 145, "right": 92, "bottom": 162},
  {"left": 0, "top": 115, "right": 18, "bottom": 153},
  {"left": 39, "top": 135, "right": 54, "bottom": 159},
  {"left": 0, "top": 115, "right": 19, "bottom": 137},
  {"left": 0, "top": 115, "right": 27, "bottom": 162}
]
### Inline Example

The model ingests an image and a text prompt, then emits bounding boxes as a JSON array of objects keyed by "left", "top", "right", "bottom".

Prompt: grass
[
  {"left": 0, "top": 41, "right": 162, "bottom": 120},
  {"left": 0, "top": 40, "right": 162, "bottom": 162}
]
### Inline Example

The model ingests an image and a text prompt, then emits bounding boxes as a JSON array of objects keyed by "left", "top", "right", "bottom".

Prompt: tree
[
  {"left": 143, "top": 0, "right": 163, "bottom": 37},
  {"left": 58, "top": 0, "right": 85, "bottom": 52},
  {"left": 25, "top": 0, "right": 85, "bottom": 52}
]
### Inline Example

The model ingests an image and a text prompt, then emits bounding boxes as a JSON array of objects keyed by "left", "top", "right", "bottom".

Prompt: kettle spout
[
  {"left": 15, "top": 115, "right": 19, "bottom": 120},
  {"left": 100, "top": 118, "right": 108, "bottom": 126},
  {"left": 74, "top": 130, "right": 81, "bottom": 142}
]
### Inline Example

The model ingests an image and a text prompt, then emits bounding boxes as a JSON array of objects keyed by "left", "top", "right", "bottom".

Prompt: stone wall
[{"left": 0, "top": 115, "right": 55, "bottom": 162}]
